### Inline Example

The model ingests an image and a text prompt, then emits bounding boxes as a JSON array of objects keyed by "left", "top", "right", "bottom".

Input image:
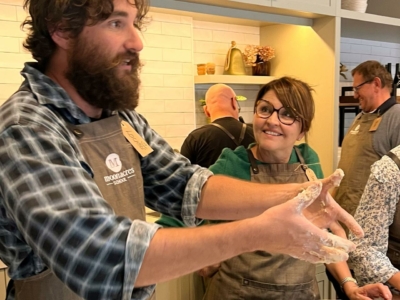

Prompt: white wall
[
  {"left": 0, "top": 1, "right": 31, "bottom": 105},
  {"left": 192, "top": 20, "right": 261, "bottom": 127}
]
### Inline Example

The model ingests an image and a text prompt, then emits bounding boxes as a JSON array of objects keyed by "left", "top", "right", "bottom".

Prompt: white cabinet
[
  {"left": 272, "top": 0, "right": 336, "bottom": 15},
  {"left": 0, "top": 265, "right": 9, "bottom": 300},
  {"left": 229, "top": 0, "right": 336, "bottom": 15},
  {"left": 316, "top": 264, "right": 336, "bottom": 299}
]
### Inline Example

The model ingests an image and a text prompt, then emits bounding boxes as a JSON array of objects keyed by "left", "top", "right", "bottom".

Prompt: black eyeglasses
[
  {"left": 232, "top": 97, "right": 241, "bottom": 113},
  {"left": 255, "top": 100, "right": 299, "bottom": 125},
  {"left": 353, "top": 79, "right": 373, "bottom": 93}
]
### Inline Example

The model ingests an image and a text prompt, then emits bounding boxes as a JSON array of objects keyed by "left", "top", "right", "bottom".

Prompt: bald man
[{"left": 181, "top": 84, "right": 254, "bottom": 168}]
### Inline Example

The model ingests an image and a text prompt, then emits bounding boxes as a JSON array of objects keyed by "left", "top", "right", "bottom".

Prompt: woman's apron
[
  {"left": 13, "top": 115, "right": 154, "bottom": 300},
  {"left": 203, "top": 147, "right": 319, "bottom": 300}
]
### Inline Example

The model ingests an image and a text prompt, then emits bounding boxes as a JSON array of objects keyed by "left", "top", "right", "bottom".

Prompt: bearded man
[{"left": 0, "top": 0, "right": 381, "bottom": 300}]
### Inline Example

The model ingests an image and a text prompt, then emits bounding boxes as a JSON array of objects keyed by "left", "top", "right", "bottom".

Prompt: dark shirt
[{"left": 180, "top": 117, "right": 255, "bottom": 168}]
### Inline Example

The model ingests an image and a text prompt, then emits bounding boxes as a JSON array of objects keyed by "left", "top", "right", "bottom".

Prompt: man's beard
[{"left": 65, "top": 36, "right": 141, "bottom": 112}]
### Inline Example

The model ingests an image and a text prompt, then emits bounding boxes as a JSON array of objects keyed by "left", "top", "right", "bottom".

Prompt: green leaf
[{"left": 236, "top": 95, "right": 247, "bottom": 101}]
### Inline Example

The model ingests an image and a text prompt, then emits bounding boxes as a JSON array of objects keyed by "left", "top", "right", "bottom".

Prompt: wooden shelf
[
  {"left": 340, "top": 7, "right": 400, "bottom": 43},
  {"left": 194, "top": 75, "right": 275, "bottom": 85},
  {"left": 340, "top": 9, "right": 400, "bottom": 27}
]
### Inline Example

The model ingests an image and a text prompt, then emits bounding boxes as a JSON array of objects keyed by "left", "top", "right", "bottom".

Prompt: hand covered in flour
[
  {"left": 303, "top": 169, "right": 364, "bottom": 239},
  {"left": 255, "top": 181, "right": 356, "bottom": 264}
]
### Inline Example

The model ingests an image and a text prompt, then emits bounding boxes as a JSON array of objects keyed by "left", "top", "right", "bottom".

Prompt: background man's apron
[
  {"left": 203, "top": 147, "right": 319, "bottom": 300},
  {"left": 14, "top": 115, "right": 155, "bottom": 300},
  {"left": 336, "top": 113, "right": 382, "bottom": 217}
]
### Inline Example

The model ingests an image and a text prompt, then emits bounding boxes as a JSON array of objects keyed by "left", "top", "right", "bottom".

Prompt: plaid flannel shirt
[{"left": 0, "top": 62, "right": 212, "bottom": 300}]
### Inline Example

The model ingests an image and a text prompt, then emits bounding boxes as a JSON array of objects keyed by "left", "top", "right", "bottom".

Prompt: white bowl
[{"left": 342, "top": 0, "right": 368, "bottom": 13}]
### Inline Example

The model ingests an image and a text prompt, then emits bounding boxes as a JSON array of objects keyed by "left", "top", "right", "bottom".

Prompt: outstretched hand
[
  {"left": 303, "top": 169, "right": 364, "bottom": 239},
  {"left": 256, "top": 181, "right": 356, "bottom": 264}
]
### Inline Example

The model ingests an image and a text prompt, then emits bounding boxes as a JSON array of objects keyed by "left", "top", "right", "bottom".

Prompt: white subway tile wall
[
  {"left": 140, "top": 14, "right": 263, "bottom": 148},
  {"left": 0, "top": 1, "right": 30, "bottom": 106},
  {"left": 192, "top": 20, "right": 261, "bottom": 128},
  {"left": 340, "top": 37, "right": 400, "bottom": 133}
]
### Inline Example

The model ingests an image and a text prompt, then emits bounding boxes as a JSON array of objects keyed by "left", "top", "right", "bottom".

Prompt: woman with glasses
[{"left": 202, "top": 77, "right": 390, "bottom": 300}]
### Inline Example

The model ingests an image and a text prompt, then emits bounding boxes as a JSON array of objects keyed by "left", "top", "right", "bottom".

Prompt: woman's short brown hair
[
  {"left": 22, "top": 0, "right": 149, "bottom": 67},
  {"left": 254, "top": 76, "right": 315, "bottom": 139}
]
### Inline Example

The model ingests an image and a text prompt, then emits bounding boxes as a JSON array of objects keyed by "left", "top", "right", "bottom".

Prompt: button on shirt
[
  {"left": 0, "top": 63, "right": 212, "bottom": 300},
  {"left": 349, "top": 145, "right": 400, "bottom": 286}
]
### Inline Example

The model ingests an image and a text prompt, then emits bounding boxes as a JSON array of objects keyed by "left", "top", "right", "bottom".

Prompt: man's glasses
[
  {"left": 255, "top": 100, "right": 299, "bottom": 125},
  {"left": 232, "top": 97, "right": 241, "bottom": 113},
  {"left": 353, "top": 79, "right": 373, "bottom": 93}
]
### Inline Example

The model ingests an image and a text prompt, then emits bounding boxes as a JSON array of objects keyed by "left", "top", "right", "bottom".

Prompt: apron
[
  {"left": 203, "top": 147, "right": 319, "bottom": 300},
  {"left": 13, "top": 115, "right": 154, "bottom": 300},
  {"left": 336, "top": 113, "right": 381, "bottom": 217}
]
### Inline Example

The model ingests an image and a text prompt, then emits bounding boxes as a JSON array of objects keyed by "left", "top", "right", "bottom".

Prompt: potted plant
[{"left": 243, "top": 45, "right": 275, "bottom": 76}]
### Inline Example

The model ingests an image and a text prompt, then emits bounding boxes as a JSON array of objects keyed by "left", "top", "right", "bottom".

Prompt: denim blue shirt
[{"left": 0, "top": 63, "right": 212, "bottom": 300}]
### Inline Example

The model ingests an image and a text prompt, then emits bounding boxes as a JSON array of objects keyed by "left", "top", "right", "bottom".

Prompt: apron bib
[
  {"left": 336, "top": 113, "right": 381, "bottom": 217},
  {"left": 204, "top": 147, "right": 319, "bottom": 300},
  {"left": 14, "top": 115, "right": 151, "bottom": 300}
]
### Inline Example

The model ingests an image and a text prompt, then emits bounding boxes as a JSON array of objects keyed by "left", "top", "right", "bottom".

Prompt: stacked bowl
[{"left": 342, "top": 0, "right": 368, "bottom": 13}]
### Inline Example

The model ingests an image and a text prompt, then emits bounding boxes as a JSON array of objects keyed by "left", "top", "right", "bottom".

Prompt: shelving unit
[{"left": 340, "top": 8, "right": 400, "bottom": 43}]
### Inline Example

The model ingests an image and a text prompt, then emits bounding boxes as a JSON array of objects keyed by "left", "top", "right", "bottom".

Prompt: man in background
[
  {"left": 330, "top": 60, "right": 400, "bottom": 300},
  {"left": 335, "top": 60, "right": 400, "bottom": 217},
  {"left": 180, "top": 84, "right": 254, "bottom": 168}
]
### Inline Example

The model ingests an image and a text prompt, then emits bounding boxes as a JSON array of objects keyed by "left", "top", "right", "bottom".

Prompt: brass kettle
[{"left": 223, "top": 41, "right": 247, "bottom": 75}]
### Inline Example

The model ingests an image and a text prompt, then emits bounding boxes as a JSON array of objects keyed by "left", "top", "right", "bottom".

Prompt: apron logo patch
[
  {"left": 106, "top": 153, "right": 122, "bottom": 172},
  {"left": 104, "top": 153, "right": 136, "bottom": 185},
  {"left": 350, "top": 124, "right": 360, "bottom": 135}
]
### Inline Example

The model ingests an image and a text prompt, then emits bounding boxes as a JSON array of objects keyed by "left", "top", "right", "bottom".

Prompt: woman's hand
[
  {"left": 196, "top": 263, "right": 221, "bottom": 278},
  {"left": 345, "top": 282, "right": 392, "bottom": 300}
]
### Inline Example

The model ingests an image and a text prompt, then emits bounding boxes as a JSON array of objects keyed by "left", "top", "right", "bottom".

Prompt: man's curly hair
[{"left": 22, "top": 0, "right": 149, "bottom": 68}]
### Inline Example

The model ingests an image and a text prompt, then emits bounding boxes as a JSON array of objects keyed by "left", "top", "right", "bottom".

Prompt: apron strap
[
  {"left": 386, "top": 151, "right": 400, "bottom": 170},
  {"left": 209, "top": 123, "right": 247, "bottom": 147},
  {"left": 6, "top": 278, "right": 14, "bottom": 299},
  {"left": 238, "top": 123, "right": 247, "bottom": 145},
  {"left": 293, "top": 146, "right": 306, "bottom": 165},
  {"left": 246, "top": 148, "right": 259, "bottom": 174}
]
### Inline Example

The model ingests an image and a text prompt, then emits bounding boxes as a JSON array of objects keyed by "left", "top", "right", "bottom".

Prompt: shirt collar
[
  {"left": 362, "top": 97, "right": 396, "bottom": 115},
  {"left": 21, "top": 62, "right": 113, "bottom": 124}
]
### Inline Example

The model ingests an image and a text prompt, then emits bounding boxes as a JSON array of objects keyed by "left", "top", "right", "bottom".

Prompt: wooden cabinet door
[{"left": 0, "top": 269, "right": 6, "bottom": 300}]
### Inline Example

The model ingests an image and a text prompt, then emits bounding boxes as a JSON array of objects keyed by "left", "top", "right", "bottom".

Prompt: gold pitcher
[{"left": 223, "top": 41, "right": 246, "bottom": 75}]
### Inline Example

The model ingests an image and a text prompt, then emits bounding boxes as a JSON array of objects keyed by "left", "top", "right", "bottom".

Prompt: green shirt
[
  {"left": 210, "top": 143, "right": 323, "bottom": 180},
  {"left": 156, "top": 143, "right": 323, "bottom": 227}
]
